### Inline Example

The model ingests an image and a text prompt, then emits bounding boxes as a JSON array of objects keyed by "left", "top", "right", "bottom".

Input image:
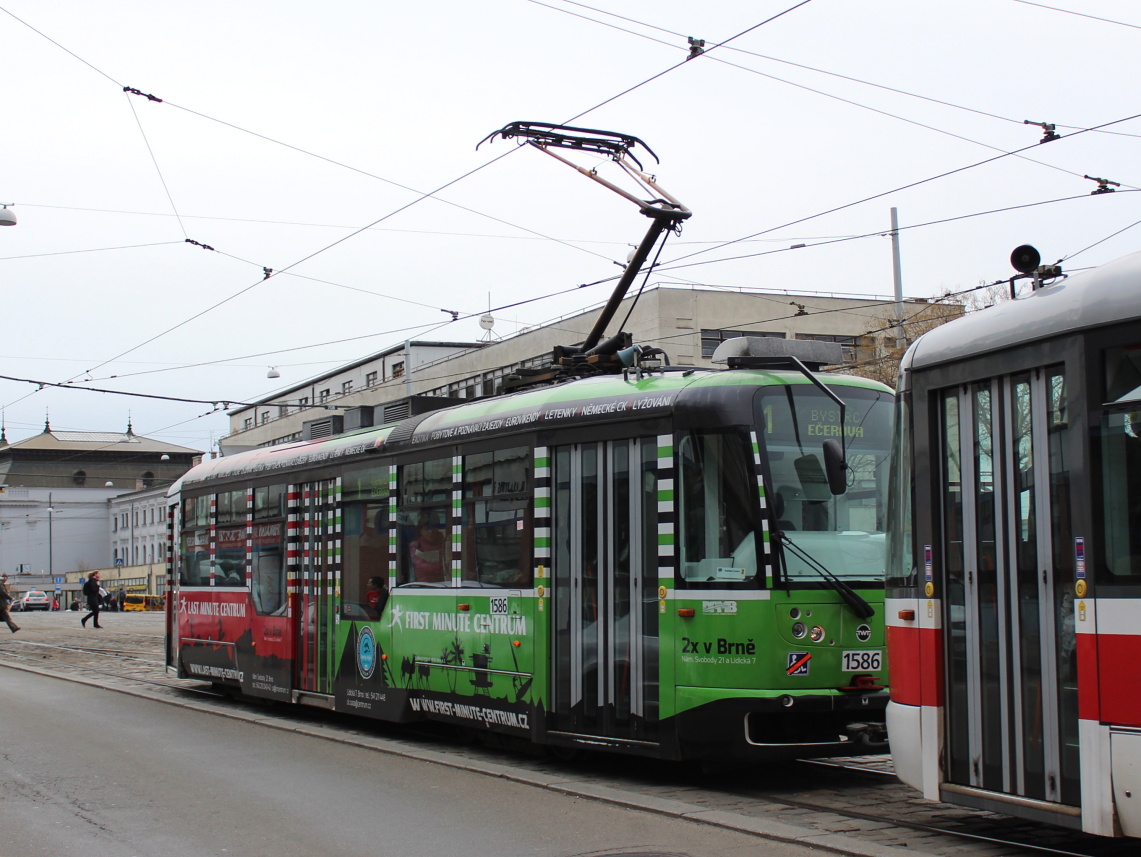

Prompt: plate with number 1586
[{"left": 841, "top": 650, "right": 882, "bottom": 671}]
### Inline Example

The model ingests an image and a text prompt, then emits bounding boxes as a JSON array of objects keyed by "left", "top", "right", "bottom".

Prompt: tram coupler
[{"left": 846, "top": 721, "right": 889, "bottom": 748}]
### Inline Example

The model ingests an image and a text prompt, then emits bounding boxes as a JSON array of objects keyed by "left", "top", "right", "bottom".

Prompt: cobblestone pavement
[{"left": 1, "top": 611, "right": 1134, "bottom": 857}]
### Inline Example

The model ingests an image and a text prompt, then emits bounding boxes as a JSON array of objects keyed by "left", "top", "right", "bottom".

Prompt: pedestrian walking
[
  {"left": 81, "top": 571, "right": 104, "bottom": 629},
  {"left": 0, "top": 573, "right": 19, "bottom": 633}
]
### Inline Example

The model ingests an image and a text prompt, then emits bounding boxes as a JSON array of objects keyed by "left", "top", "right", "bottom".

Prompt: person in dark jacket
[
  {"left": 81, "top": 571, "right": 104, "bottom": 629},
  {"left": 0, "top": 574, "right": 19, "bottom": 633}
]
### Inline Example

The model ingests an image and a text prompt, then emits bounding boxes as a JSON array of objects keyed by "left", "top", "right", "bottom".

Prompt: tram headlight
[
  {"left": 809, "top": 625, "right": 826, "bottom": 642},
  {"left": 791, "top": 621, "right": 807, "bottom": 638}
]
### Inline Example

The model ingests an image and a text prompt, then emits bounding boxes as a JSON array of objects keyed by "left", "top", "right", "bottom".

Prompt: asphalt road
[{"left": 0, "top": 666, "right": 839, "bottom": 857}]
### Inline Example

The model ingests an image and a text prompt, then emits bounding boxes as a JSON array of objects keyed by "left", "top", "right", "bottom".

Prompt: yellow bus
[{"left": 123, "top": 594, "right": 164, "bottom": 611}]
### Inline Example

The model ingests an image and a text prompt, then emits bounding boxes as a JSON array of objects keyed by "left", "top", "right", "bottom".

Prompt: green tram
[{"left": 166, "top": 338, "right": 893, "bottom": 761}]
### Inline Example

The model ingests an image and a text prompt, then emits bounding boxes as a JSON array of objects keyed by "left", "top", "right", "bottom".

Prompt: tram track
[{"left": 2, "top": 619, "right": 1137, "bottom": 857}]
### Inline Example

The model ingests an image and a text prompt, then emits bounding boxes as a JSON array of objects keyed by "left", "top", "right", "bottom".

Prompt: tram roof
[
  {"left": 907, "top": 249, "right": 1141, "bottom": 370},
  {"left": 172, "top": 367, "right": 889, "bottom": 494}
]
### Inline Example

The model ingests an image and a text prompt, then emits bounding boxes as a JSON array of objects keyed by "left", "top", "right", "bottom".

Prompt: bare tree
[{"left": 842, "top": 281, "right": 1012, "bottom": 388}]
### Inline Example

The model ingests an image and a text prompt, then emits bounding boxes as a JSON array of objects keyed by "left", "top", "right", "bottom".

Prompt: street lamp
[{"left": 0, "top": 204, "right": 16, "bottom": 226}]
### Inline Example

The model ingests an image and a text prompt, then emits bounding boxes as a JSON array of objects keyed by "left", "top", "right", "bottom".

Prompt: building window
[
  {"left": 260, "top": 411, "right": 270, "bottom": 425},
  {"left": 244, "top": 418, "right": 254, "bottom": 430},
  {"left": 320, "top": 389, "right": 331, "bottom": 403},
  {"left": 700, "top": 328, "right": 785, "bottom": 358},
  {"left": 391, "top": 362, "right": 405, "bottom": 379},
  {"left": 342, "top": 380, "right": 353, "bottom": 395},
  {"left": 73, "top": 470, "right": 87, "bottom": 486},
  {"left": 299, "top": 396, "right": 309, "bottom": 407},
  {"left": 141, "top": 471, "right": 155, "bottom": 489},
  {"left": 365, "top": 371, "right": 378, "bottom": 387}
]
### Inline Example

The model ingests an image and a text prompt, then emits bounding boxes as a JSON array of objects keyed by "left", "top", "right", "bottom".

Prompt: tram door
[
  {"left": 551, "top": 439, "right": 659, "bottom": 743},
  {"left": 294, "top": 480, "right": 338, "bottom": 697},
  {"left": 939, "top": 366, "right": 1080, "bottom": 807}
]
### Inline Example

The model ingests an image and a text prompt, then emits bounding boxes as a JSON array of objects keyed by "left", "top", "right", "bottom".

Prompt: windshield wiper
[{"left": 776, "top": 531, "right": 875, "bottom": 620}]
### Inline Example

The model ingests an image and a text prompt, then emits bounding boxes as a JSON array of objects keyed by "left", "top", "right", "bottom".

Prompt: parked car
[{"left": 12, "top": 590, "right": 51, "bottom": 611}]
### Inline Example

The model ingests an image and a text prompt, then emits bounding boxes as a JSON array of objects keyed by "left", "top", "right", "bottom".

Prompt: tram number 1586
[{"left": 841, "top": 650, "right": 882, "bottom": 671}]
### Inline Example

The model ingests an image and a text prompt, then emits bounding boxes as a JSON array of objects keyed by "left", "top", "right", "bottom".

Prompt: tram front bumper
[{"left": 673, "top": 687, "right": 889, "bottom": 759}]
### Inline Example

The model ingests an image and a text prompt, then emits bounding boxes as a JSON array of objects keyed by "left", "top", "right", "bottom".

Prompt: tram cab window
[
  {"left": 463, "top": 447, "right": 533, "bottom": 588},
  {"left": 398, "top": 459, "right": 452, "bottom": 585},
  {"left": 678, "top": 431, "right": 760, "bottom": 587},
  {"left": 757, "top": 384, "right": 893, "bottom": 583}
]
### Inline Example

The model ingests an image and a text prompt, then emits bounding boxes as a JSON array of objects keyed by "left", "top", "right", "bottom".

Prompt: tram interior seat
[{"left": 773, "top": 491, "right": 795, "bottom": 531}]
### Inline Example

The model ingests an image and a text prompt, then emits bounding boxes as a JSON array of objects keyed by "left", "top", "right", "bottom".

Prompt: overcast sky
[{"left": 2, "top": 0, "right": 1138, "bottom": 452}]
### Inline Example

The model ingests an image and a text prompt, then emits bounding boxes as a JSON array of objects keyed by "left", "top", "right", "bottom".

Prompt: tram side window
[
  {"left": 252, "top": 521, "right": 285, "bottom": 614},
  {"left": 180, "top": 495, "right": 211, "bottom": 586},
  {"left": 254, "top": 484, "right": 286, "bottom": 520},
  {"left": 677, "top": 431, "right": 759, "bottom": 586},
  {"left": 886, "top": 392, "right": 915, "bottom": 587},
  {"left": 180, "top": 531, "right": 211, "bottom": 587},
  {"left": 343, "top": 502, "right": 391, "bottom": 616},
  {"left": 342, "top": 463, "right": 393, "bottom": 617},
  {"left": 216, "top": 489, "right": 246, "bottom": 524},
  {"left": 1099, "top": 347, "right": 1141, "bottom": 584},
  {"left": 463, "top": 447, "right": 533, "bottom": 588},
  {"left": 214, "top": 522, "right": 247, "bottom": 587},
  {"left": 398, "top": 458, "right": 452, "bottom": 585},
  {"left": 1098, "top": 409, "right": 1141, "bottom": 583}
]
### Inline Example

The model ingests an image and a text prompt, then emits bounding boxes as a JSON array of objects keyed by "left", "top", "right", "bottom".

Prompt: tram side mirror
[{"left": 822, "top": 438, "right": 848, "bottom": 496}]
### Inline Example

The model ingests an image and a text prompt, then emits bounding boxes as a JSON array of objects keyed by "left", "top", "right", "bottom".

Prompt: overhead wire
[
  {"left": 1009, "top": 0, "right": 1141, "bottom": 31},
  {"left": 658, "top": 111, "right": 1141, "bottom": 272},
  {"left": 5, "top": 1, "right": 1136, "bottom": 435}
]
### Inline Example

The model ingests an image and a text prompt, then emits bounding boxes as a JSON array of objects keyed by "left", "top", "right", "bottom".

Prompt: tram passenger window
[
  {"left": 342, "top": 502, "right": 391, "bottom": 617},
  {"left": 216, "top": 489, "right": 246, "bottom": 524},
  {"left": 463, "top": 447, "right": 533, "bottom": 588},
  {"left": 1099, "top": 409, "right": 1141, "bottom": 583},
  {"left": 398, "top": 459, "right": 452, "bottom": 585},
  {"left": 183, "top": 495, "right": 210, "bottom": 529},
  {"left": 180, "top": 528, "right": 211, "bottom": 587},
  {"left": 342, "top": 463, "right": 393, "bottom": 614},
  {"left": 215, "top": 523, "right": 247, "bottom": 587},
  {"left": 677, "top": 432, "right": 759, "bottom": 586},
  {"left": 254, "top": 484, "right": 286, "bottom": 520},
  {"left": 252, "top": 522, "right": 285, "bottom": 614}
]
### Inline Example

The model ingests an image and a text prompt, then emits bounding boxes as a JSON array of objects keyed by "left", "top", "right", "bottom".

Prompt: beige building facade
[{"left": 224, "top": 285, "right": 921, "bottom": 450}]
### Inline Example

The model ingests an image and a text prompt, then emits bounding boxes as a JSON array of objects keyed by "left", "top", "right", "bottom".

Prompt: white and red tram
[{"left": 887, "top": 249, "right": 1141, "bottom": 837}]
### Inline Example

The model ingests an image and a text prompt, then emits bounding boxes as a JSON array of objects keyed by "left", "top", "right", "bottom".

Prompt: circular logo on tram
[
  {"left": 1075, "top": 579, "right": 1087, "bottom": 598},
  {"left": 356, "top": 626, "right": 377, "bottom": 680},
  {"left": 855, "top": 623, "right": 872, "bottom": 643},
  {"left": 924, "top": 581, "right": 935, "bottom": 598}
]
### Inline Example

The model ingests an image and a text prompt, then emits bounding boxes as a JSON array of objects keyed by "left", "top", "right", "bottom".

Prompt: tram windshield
[{"left": 758, "top": 384, "right": 893, "bottom": 582}]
